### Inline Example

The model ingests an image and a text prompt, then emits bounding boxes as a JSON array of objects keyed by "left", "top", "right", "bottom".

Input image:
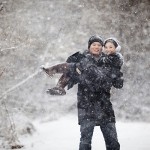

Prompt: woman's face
[
  {"left": 89, "top": 42, "right": 102, "bottom": 56},
  {"left": 104, "top": 42, "right": 116, "bottom": 55}
]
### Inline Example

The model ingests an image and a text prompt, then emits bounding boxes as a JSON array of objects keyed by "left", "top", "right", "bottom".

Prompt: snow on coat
[{"left": 66, "top": 50, "right": 124, "bottom": 125}]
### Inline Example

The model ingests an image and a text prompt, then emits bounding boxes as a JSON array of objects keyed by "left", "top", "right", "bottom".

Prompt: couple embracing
[{"left": 42, "top": 35, "right": 124, "bottom": 150}]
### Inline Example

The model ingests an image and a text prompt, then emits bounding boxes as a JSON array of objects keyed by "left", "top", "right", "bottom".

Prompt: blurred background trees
[{"left": 0, "top": 0, "right": 149, "bottom": 139}]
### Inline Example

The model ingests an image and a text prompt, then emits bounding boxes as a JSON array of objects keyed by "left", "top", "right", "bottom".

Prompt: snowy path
[{"left": 21, "top": 115, "right": 150, "bottom": 150}]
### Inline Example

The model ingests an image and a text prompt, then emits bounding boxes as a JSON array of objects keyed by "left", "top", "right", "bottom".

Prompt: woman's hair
[
  {"left": 104, "top": 37, "right": 121, "bottom": 52},
  {"left": 104, "top": 39, "right": 118, "bottom": 48}
]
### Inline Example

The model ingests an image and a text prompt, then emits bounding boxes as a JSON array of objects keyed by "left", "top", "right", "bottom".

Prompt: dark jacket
[
  {"left": 66, "top": 50, "right": 124, "bottom": 125},
  {"left": 75, "top": 52, "right": 123, "bottom": 92}
]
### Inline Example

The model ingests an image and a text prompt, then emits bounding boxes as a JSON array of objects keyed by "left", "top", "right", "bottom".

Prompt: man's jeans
[{"left": 79, "top": 120, "right": 120, "bottom": 150}]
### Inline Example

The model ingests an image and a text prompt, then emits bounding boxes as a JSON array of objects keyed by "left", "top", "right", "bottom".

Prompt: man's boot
[{"left": 79, "top": 143, "right": 91, "bottom": 150}]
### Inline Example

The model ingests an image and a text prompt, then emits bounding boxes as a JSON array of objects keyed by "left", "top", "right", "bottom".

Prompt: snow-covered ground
[{"left": 20, "top": 114, "right": 150, "bottom": 150}]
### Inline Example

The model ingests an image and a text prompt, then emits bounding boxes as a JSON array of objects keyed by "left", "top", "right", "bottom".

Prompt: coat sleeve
[
  {"left": 109, "top": 67, "right": 124, "bottom": 89},
  {"left": 65, "top": 51, "right": 85, "bottom": 90},
  {"left": 66, "top": 52, "right": 84, "bottom": 63},
  {"left": 77, "top": 65, "right": 113, "bottom": 92},
  {"left": 66, "top": 53, "right": 124, "bottom": 91},
  {"left": 103, "top": 53, "right": 124, "bottom": 89},
  {"left": 112, "top": 77, "right": 124, "bottom": 89},
  {"left": 77, "top": 64, "right": 124, "bottom": 91},
  {"left": 103, "top": 53, "right": 124, "bottom": 69}
]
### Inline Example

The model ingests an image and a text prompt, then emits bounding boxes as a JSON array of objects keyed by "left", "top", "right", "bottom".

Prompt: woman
[{"left": 42, "top": 35, "right": 123, "bottom": 150}]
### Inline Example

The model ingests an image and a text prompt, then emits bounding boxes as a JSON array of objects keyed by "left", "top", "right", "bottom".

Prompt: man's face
[{"left": 89, "top": 42, "right": 102, "bottom": 56}]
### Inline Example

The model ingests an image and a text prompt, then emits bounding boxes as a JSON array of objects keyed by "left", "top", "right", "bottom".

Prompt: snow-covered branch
[
  {"left": 0, "top": 46, "right": 18, "bottom": 52},
  {"left": 0, "top": 69, "right": 42, "bottom": 100}
]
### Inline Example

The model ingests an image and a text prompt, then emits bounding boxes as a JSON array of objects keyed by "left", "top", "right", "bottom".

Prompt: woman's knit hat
[{"left": 104, "top": 37, "right": 121, "bottom": 52}]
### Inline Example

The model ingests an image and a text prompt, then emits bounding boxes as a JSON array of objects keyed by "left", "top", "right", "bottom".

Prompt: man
[{"left": 42, "top": 35, "right": 123, "bottom": 150}]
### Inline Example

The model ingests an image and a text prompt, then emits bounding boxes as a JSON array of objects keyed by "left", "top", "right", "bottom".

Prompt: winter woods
[{"left": 0, "top": 0, "right": 150, "bottom": 149}]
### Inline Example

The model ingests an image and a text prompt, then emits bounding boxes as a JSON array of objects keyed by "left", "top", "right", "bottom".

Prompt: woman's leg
[
  {"left": 42, "top": 63, "right": 69, "bottom": 76},
  {"left": 43, "top": 63, "right": 75, "bottom": 95},
  {"left": 46, "top": 74, "right": 68, "bottom": 95},
  {"left": 100, "top": 122, "right": 120, "bottom": 150},
  {"left": 79, "top": 120, "right": 95, "bottom": 150}
]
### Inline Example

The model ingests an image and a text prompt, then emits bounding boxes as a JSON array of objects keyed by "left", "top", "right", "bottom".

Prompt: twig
[
  {"left": 0, "top": 68, "right": 5, "bottom": 77},
  {"left": 3, "top": 102, "right": 18, "bottom": 142},
  {"left": 0, "top": 71, "right": 4, "bottom": 77},
  {"left": 0, "top": 69, "right": 41, "bottom": 99},
  {"left": 0, "top": 47, "right": 18, "bottom": 52},
  {"left": 2, "top": 101, "right": 23, "bottom": 149},
  {"left": 0, "top": 25, "right": 63, "bottom": 99},
  {"left": 0, "top": 2, "right": 4, "bottom": 12}
]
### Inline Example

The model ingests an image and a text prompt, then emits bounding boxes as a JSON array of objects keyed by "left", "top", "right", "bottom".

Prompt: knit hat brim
[{"left": 88, "top": 35, "right": 104, "bottom": 49}]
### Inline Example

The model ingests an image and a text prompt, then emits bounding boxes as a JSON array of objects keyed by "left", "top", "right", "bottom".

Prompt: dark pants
[{"left": 79, "top": 120, "right": 120, "bottom": 150}]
